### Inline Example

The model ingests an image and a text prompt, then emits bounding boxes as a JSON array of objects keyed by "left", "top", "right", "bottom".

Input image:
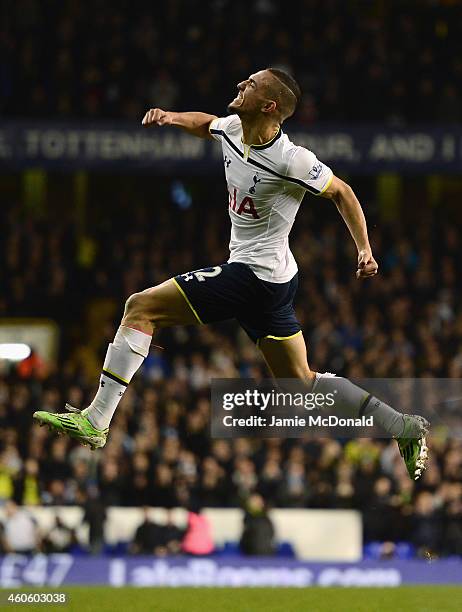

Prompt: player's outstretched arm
[
  {"left": 321, "top": 176, "right": 378, "bottom": 279},
  {"left": 141, "top": 108, "right": 218, "bottom": 139}
]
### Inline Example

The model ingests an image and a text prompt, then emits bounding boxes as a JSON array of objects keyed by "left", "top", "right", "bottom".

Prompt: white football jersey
[{"left": 209, "top": 114, "right": 333, "bottom": 283}]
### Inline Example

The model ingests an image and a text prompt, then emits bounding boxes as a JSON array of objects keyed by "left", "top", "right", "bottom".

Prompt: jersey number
[{"left": 182, "top": 266, "right": 222, "bottom": 282}]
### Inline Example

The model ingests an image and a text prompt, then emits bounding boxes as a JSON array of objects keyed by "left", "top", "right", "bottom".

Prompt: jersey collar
[{"left": 241, "top": 127, "right": 282, "bottom": 151}]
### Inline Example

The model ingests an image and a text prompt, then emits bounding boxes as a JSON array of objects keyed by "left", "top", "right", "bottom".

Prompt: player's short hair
[{"left": 266, "top": 68, "right": 302, "bottom": 122}]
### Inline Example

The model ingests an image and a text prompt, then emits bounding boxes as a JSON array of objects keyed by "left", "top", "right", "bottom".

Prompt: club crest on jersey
[
  {"left": 249, "top": 174, "right": 262, "bottom": 194},
  {"left": 228, "top": 186, "right": 259, "bottom": 219}
]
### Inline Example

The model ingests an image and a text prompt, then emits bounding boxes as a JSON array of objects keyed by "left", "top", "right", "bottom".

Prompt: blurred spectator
[
  {"left": 278, "top": 453, "right": 309, "bottom": 507},
  {"left": 42, "top": 480, "right": 69, "bottom": 506},
  {"left": 0, "top": 500, "right": 40, "bottom": 554},
  {"left": 130, "top": 507, "right": 184, "bottom": 556},
  {"left": 80, "top": 487, "right": 107, "bottom": 555},
  {"left": 411, "top": 491, "right": 444, "bottom": 558},
  {"left": 181, "top": 504, "right": 214, "bottom": 556},
  {"left": 151, "top": 464, "right": 177, "bottom": 508},
  {"left": 198, "top": 457, "right": 228, "bottom": 507},
  {"left": 100, "top": 459, "right": 125, "bottom": 506},
  {"left": 240, "top": 494, "right": 275, "bottom": 556},
  {"left": 159, "top": 509, "right": 184, "bottom": 555},
  {"left": 130, "top": 507, "right": 163, "bottom": 555},
  {"left": 42, "top": 515, "right": 77, "bottom": 554},
  {"left": 0, "top": 450, "right": 17, "bottom": 504},
  {"left": 363, "top": 477, "right": 400, "bottom": 542},
  {"left": 13, "top": 458, "right": 41, "bottom": 506},
  {"left": 442, "top": 497, "right": 462, "bottom": 556}
]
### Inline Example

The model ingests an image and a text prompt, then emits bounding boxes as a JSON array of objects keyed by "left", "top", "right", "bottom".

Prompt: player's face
[{"left": 228, "top": 71, "right": 270, "bottom": 116}]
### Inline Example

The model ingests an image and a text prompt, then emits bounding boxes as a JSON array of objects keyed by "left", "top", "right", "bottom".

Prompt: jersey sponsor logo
[
  {"left": 228, "top": 186, "right": 260, "bottom": 219},
  {"left": 249, "top": 173, "right": 262, "bottom": 194},
  {"left": 308, "top": 162, "right": 323, "bottom": 180}
]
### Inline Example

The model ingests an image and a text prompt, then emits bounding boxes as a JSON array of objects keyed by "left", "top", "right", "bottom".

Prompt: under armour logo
[
  {"left": 224, "top": 155, "right": 231, "bottom": 168},
  {"left": 182, "top": 273, "right": 194, "bottom": 281},
  {"left": 100, "top": 380, "right": 106, "bottom": 387},
  {"left": 249, "top": 174, "right": 262, "bottom": 194}
]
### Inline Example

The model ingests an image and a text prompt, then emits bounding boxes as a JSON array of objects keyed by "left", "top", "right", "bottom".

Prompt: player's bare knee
[
  {"left": 123, "top": 287, "right": 169, "bottom": 327},
  {"left": 122, "top": 291, "right": 153, "bottom": 325},
  {"left": 124, "top": 292, "right": 143, "bottom": 316}
]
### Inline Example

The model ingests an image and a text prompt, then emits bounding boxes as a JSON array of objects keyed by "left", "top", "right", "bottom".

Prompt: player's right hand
[{"left": 141, "top": 108, "right": 172, "bottom": 127}]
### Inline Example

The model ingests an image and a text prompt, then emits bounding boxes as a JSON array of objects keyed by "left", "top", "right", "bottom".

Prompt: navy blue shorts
[{"left": 173, "top": 262, "right": 301, "bottom": 344}]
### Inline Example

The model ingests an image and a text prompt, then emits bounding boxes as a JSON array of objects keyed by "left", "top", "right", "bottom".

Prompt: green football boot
[
  {"left": 396, "top": 414, "right": 429, "bottom": 480},
  {"left": 33, "top": 404, "right": 108, "bottom": 450}
]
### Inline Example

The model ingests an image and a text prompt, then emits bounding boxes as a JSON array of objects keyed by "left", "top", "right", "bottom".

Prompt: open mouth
[{"left": 231, "top": 91, "right": 244, "bottom": 106}]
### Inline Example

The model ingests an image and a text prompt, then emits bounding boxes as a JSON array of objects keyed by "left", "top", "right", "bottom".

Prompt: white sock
[{"left": 83, "top": 326, "right": 151, "bottom": 430}]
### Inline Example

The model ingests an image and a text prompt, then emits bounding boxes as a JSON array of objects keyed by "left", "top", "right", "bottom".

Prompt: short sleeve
[
  {"left": 209, "top": 114, "right": 240, "bottom": 141},
  {"left": 287, "top": 146, "right": 333, "bottom": 195}
]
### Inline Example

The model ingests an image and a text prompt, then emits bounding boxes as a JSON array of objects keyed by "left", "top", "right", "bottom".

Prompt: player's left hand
[{"left": 356, "top": 249, "right": 378, "bottom": 279}]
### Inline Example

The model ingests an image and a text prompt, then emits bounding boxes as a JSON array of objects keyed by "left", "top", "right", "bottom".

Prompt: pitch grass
[{"left": 1, "top": 587, "right": 461, "bottom": 612}]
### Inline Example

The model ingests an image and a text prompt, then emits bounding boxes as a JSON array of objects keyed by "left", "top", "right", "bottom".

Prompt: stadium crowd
[
  {"left": 1, "top": 0, "right": 461, "bottom": 123},
  {"left": 1, "top": 193, "right": 462, "bottom": 559}
]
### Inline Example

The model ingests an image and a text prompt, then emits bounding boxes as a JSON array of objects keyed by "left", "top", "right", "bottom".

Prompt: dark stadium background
[{"left": 1, "top": 0, "right": 462, "bottom": 598}]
